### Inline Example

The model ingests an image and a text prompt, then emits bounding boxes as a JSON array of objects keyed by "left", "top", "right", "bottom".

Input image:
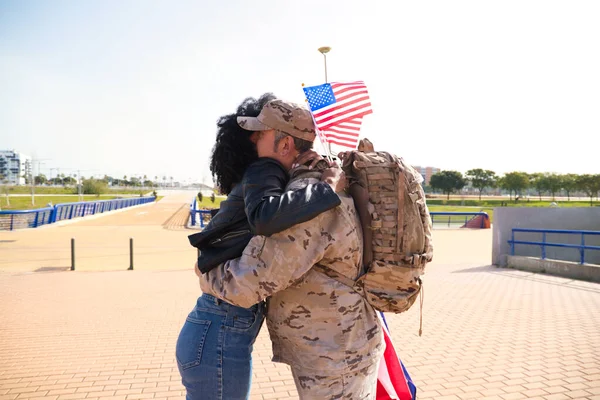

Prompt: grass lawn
[
  {"left": 195, "top": 196, "right": 225, "bottom": 209},
  {"left": 1, "top": 195, "right": 129, "bottom": 211},
  {"left": 427, "top": 200, "right": 598, "bottom": 224},
  {"left": 425, "top": 198, "right": 598, "bottom": 208},
  {"left": 2, "top": 185, "right": 151, "bottom": 195}
]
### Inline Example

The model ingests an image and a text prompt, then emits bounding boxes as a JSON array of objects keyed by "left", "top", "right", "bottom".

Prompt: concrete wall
[
  {"left": 492, "top": 207, "right": 600, "bottom": 266},
  {"left": 507, "top": 256, "right": 600, "bottom": 283}
]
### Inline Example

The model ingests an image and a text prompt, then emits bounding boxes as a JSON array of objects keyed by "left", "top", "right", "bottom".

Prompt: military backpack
[{"left": 314, "top": 138, "right": 433, "bottom": 332}]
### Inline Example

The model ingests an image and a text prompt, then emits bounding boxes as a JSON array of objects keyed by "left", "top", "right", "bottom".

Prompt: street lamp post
[{"left": 318, "top": 46, "right": 331, "bottom": 83}]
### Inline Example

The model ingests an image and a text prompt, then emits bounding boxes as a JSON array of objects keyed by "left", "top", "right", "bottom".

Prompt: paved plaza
[{"left": 1, "top": 193, "right": 599, "bottom": 399}]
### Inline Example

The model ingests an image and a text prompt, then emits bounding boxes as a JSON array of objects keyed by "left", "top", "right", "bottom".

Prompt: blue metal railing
[
  {"left": 430, "top": 212, "right": 490, "bottom": 228},
  {"left": 0, "top": 207, "right": 54, "bottom": 230},
  {"left": 0, "top": 197, "right": 155, "bottom": 231},
  {"left": 52, "top": 197, "right": 154, "bottom": 223},
  {"left": 508, "top": 228, "right": 600, "bottom": 264},
  {"left": 188, "top": 208, "right": 490, "bottom": 230},
  {"left": 190, "top": 197, "right": 214, "bottom": 228}
]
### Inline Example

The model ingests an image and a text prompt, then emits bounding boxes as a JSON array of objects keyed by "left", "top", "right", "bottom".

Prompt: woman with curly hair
[
  {"left": 177, "top": 93, "right": 344, "bottom": 400},
  {"left": 209, "top": 93, "right": 268, "bottom": 196}
]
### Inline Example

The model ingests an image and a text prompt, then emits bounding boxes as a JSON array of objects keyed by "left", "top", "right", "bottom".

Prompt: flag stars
[{"left": 304, "top": 84, "right": 336, "bottom": 111}]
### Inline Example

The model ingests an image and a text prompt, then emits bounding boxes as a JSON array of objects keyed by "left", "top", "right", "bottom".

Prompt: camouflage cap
[{"left": 237, "top": 99, "right": 316, "bottom": 142}]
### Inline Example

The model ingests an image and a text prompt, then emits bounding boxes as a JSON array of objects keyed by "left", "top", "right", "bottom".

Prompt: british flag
[{"left": 376, "top": 312, "right": 417, "bottom": 400}]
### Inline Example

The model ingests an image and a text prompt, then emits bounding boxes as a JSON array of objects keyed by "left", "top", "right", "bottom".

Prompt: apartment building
[
  {"left": 412, "top": 165, "right": 441, "bottom": 185},
  {"left": 0, "top": 150, "right": 32, "bottom": 185}
]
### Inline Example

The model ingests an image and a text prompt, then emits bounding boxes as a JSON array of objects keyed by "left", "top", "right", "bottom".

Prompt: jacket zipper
[{"left": 210, "top": 229, "right": 250, "bottom": 245}]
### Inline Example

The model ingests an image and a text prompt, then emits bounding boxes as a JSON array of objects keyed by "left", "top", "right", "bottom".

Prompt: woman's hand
[
  {"left": 292, "top": 150, "right": 325, "bottom": 169},
  {"left": 321, "top": 163, "right": 347, "bottom": 193}
]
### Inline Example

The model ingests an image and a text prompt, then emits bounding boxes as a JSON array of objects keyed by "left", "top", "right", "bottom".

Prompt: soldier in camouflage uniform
[{"left": 199, "top": 99, "right": 384, "bottom": 399}]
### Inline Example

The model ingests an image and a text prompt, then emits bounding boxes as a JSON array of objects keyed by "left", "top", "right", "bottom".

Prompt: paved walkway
[
  {"left": 0, "top": 194, "right": 196, "bottom": 273},
  {"left": 1, "top": 194, "right": 599, "bottom": 400}
]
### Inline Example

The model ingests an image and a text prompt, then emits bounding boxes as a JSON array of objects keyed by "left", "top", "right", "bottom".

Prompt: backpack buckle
[{"left": 407, "top": 254, "right": 427, "bottom": 266}]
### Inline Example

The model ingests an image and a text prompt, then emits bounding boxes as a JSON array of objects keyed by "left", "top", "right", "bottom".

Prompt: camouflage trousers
[{"left": 291, "top": 362, "right": 379, "bottom": 400}]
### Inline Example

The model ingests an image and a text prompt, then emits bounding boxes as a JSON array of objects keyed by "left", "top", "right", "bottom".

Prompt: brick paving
[{"left": 1, "top": 193, "right": 599, "bottom": 399}]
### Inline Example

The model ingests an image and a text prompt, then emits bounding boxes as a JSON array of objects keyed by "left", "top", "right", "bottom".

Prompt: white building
[{"left": 0, "top": 150, "right": 32, "bottom": 185}]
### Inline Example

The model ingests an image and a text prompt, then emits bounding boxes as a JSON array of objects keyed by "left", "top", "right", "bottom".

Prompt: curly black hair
[{"left": 210, "top": 92, "right": 277, "bottom": 195}]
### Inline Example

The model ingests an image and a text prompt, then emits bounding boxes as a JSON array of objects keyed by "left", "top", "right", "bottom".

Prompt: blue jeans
[{"left": 176, "top": 293, "right": 265, "bottom": 400}]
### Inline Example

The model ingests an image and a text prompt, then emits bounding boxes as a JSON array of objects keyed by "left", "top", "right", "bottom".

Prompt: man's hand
[{"left": 321, "top": 163, "right": 347, "bottom": 193}]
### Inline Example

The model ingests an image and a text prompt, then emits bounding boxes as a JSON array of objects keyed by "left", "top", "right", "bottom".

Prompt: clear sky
[{"left": 1, "top": 0, "right": 598, "bottom": 185}]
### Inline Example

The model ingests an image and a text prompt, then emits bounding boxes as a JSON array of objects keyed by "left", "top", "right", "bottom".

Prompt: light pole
[{"left": 318, "top": 46, "right": 331, "bottom": 83}]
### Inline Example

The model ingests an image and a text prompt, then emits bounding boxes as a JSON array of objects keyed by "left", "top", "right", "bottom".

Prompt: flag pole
[{"left": 318, "top": 46, "right": 336, "bottom": 162}]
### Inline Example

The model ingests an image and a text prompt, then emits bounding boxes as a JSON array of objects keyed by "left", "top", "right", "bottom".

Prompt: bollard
[
  {"left": 128, "top": 237, "right": 134, "bottom": 270},
  {"left": 71, "top": 238, "right": 75, "bottom": 270}
]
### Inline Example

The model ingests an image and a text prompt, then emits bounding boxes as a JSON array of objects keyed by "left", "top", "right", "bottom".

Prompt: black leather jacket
[{"left": 188, "top": 158, "right": 341, "bottom": 273}]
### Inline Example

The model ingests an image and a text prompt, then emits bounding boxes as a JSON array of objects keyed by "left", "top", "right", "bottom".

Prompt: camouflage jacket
[{"left": 200, "top": 169, "right": 384, "bottom": 373}]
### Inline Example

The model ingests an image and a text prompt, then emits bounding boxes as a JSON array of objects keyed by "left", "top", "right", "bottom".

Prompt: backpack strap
[
  {"left": 312, "top": 263, "right": 361, "bottom": 289},
  {"left": 348, "top": 182, "right": 373, "bottom": 267},
  {"left": 396, "top": 161, "right": 405, "bottom": 253}
]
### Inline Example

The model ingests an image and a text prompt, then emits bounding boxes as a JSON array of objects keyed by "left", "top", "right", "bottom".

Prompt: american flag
[
  {"left": 321, "top": 117, "right": 362, "bottom": 148},
  {"left": 303, "top": 81, "right": 373, "bottom": 149}
]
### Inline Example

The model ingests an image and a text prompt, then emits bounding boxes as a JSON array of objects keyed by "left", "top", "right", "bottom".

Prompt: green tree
[
  {"left": 130, "top": 177, "right": 141, "bottom": 187},
  {"left": 560, "top": 174, "right": 578, "bottom": 201},
  {"left": 82, "top": 179, "right": 108, "bottom": 196},
  {"left": 63, "top": 176, "right": 77, "bottom": 185},
  {"left": 529, "top": 173, "right": 548, "bottom": 201},
  {"left": 544, "top": 174, "right": 563, "bottom": 201},
  {"left": 210, "top": 192, "right": 216, "bottom": 203},
  {"left": 34, "top": 174, "right": 47, "bottom": 185},
  {"left": 430, "top": 170, "right": 467, "bottom": 200},
  {"left": 576, "top": 174, "right": 600, "bottom": 206},
  {"left": 499, "top": 172, "right": 529, "bottom": 201},
  {"left": 466, "top": 169, "right": 497, "bottom": 200}
]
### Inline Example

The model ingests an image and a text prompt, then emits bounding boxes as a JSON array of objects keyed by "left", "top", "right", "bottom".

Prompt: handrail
[
  {"left": 0, "top": 207, "right": 54, "bottom": 214},
  {"left": 190, "top": 197, "right": 213, "bottom": 228},
  {"left": 0, "top": 197, "right": 155, "bottom": 230},
  {"left": 430, "top": 212, "right": 490, "bottom": 228},
  {"left": 511, "top": 228, "right": 600, "bottom": 236},
  {"left": 0, "top": 207, "right": 54, "bottom": 230},
  {"left": 508, "top": 228, "right": 600, "bottom": 264}
]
